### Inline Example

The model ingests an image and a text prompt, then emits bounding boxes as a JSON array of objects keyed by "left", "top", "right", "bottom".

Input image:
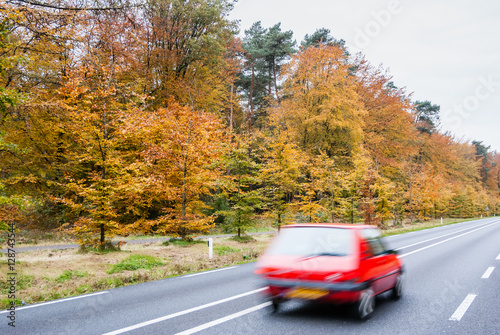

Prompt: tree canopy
[{"left": 1, "top": 2, "right": 499, "bottom": 246}]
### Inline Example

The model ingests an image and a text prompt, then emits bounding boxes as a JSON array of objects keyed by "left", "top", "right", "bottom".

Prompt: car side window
[{"left": 359, "top": 229, "right": 387, "bottom": 256}]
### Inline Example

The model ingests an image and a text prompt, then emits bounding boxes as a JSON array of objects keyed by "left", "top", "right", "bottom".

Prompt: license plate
[{"left": 285, "top": 287, "right": 329, "bottom": 300}]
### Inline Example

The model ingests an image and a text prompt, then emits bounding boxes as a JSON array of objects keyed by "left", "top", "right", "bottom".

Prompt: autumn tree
[
  {"left": 140, "top": 0, "right": 238, "bottom": 113},
  {"left": 473, "top": 140, "right": 497, "bottom": 186},
  {"left": 276, "top": 43, "right": 365, "bottom": 165},
  {"left": 260, "top": 129, "right": 303, "bottom": 229},
  {"left": 354, "top": 56, "right": 417, "bottom": 180},
  {"left": 125, "top": 103, "right": 230, "bottom": 240}
]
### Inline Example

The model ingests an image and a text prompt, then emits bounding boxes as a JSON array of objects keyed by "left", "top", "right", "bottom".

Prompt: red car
[{"left": 255, "top": 223, "right": 404, "bottom": 319}]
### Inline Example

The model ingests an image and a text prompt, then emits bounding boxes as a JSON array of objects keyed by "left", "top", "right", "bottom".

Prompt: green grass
[
  {"left": 107, "top": 254, "right": 164, "bottom": 274},
  {"left": 76, "top": 284, "right": 92, "bottom": 294},
  {"left": 214, "top": 245, "right": 240, "bottom": 256},
  {"left": 55, "top": 270, "right": 88, "bottom": 283},
  {"left": 0, "top": 274, "right": 35, "bottom": 294}
]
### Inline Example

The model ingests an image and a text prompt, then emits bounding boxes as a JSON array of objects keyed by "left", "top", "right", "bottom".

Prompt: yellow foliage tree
[{"left": 124, "top": 103, "right": 231, "bottom": 240}]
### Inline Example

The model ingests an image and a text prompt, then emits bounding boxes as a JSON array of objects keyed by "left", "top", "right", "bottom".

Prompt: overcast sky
[{"left": 229, "top": 0, "right": 500, "bottom": 152}]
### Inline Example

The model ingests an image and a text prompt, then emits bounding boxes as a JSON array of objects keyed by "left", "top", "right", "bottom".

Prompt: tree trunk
[
  {"left": 249, "top": 63, "right": 254, "bottom": 130},
  {"left": 100, "top": 223, "right": 105, "bottom": 248},
  {"left": 230, "top": 81, "right": 234, "bottom": 133},
  {"left": 273, "top": 56, "right": 280, "bottom": 103},
  {"left": 182, "top": 161, "right": 187, "bottom": 218}
]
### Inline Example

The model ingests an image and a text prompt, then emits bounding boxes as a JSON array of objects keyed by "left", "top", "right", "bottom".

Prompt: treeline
[{"left": 0, "top": 0, "right": 499, "bottom": 246}]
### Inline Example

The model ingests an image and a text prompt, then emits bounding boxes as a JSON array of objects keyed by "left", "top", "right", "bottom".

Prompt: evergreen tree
[
  {"left": 263, "top": 23, "right": 296, "bottom": 104},
  {"left": 239, "top": 22, "right": 270, "bottom": 127},
  {"left": 414, "top": 100, "right": 440, "bottom": 134},
  {"left": 301, "top": 28, "right": 346, "bottom": 50}
]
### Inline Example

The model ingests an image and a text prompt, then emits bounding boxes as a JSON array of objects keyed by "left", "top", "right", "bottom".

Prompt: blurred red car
[{"left": 255, "top": 223, "right": 404, "bottom": 319}]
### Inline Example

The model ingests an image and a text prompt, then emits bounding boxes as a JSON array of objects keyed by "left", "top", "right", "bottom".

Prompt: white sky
[{"left": 229, "top": 0, "right": 500, "bottom": 152}]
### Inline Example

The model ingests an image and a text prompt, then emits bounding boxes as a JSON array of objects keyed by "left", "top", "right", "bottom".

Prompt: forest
[{"left": 1, "top": 0, "right": 499, "bottom": 247}]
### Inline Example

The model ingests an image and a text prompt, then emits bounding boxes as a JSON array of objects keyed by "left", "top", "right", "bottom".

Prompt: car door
[{"left": 359, "top": 228, "right": 397, "bottom": 294}]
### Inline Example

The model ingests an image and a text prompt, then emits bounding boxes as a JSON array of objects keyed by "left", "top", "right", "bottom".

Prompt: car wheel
[
  {"left": 354, "top": 287, "right": 375, "bottom": 320},
  {"left": 391, "top": 272, "right": 404, "bottom": 300},
  {"left": 271, "top": 298, "right": 281, "bottom": 313}
]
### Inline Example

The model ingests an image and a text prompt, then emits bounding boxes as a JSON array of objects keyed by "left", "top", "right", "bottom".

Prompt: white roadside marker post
[{"left": 208, "top": 238, "right": 213, "bottom": 259}]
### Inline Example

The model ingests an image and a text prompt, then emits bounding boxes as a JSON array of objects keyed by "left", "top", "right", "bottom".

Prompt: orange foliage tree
[{"left": 123, "top": 103, "right": 231, "bottom": 240}]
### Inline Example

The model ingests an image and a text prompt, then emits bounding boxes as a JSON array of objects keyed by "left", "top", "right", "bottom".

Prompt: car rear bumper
[
  {"left": 263, "top": 279, "right": 369, "bottom": 291},
  {"left": 262, "top": 279, "right": 370, "bottom": 304}
]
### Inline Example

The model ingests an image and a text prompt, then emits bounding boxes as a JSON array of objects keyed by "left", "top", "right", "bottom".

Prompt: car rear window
[{"left": 265, "top": 227, "right": 354, "bottom": 257}]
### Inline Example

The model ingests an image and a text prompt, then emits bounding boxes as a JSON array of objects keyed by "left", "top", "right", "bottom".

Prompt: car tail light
[
  {"left": 254, "top": 267, "right": 277, "bottom": 275},
  {"left": 338, "top": 270, "right": 361, "bottom": 282}
]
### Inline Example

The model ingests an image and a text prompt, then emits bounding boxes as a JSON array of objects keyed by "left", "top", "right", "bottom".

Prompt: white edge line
[
  {"left": 0, "top": 291, "right": 109, "bottom": 314},
  {"left": 449, "top": 294, "right": 477, "bottom": 321},
  {"left": 102, "top": 287, "right": 267, "bottom": 335},
  {"left": 400, "top": 221, "right": 499, "bottom": 258},
  {"left": 481, "top": 267, "right": 495, "bottom": 279},
  {"left": 183, "top": 266, "right": 237, "bottom": 278},
  {"left": 174, "top": 302, "right": 272, "bottom": 335}
]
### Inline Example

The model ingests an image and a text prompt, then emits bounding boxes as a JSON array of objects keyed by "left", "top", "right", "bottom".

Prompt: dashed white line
[
  {"left": 0, "top": 291, "right": 109, "bottom": 314},
  {"left": 102, "top": 288, "right": 266, "bottom": 335},
  {"left": 400, "top": 221, "right": 500, "bottom": 258},
  {"left": 449, "top": 294, "right": 477, "bottom": 321},
  {"left": 174, "top": 302, "right": 272, "bottom": 335},
  {"left": 496, "top": 253, "right": 500, "bottom": 260},
  {"left": 481, "top": 267, "right": 495, "bottom": 279},
  {"left": 183, "top": 266, "right": 237, "bottom": 278}
]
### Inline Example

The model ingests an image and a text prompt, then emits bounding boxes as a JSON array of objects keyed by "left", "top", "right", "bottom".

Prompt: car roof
[{"left": 281, "top": 223, "right": 378, "bottom": 230}]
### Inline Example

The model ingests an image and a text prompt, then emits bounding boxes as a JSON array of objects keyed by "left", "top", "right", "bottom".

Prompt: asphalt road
[{"left": 2, "top": 218, "right": 499, "bottom": 335}]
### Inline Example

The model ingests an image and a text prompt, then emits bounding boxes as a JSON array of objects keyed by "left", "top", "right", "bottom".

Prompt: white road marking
[
  {"left": 400, "top": 221, "right": 500, "bottom": 258},
  {"left": 449, "top": 294, "right": 477, "bottom": 321},
  {"left": 183, "top": 266, "right": 237, "bottom": 278},
  {"left": 496, "top": 253, "right": 500, "bottom": 260},
  {"left": 481, "top": 267, "right": 495, "bottom": 279},
  {"left": 174, "top": 302, "right": 272, "bottom": 335},
  {"left": 102, "top": 288, "right": 267, "bottom": 335},
  {"left": 0, "top": 291, "right": 109, "bottom": 314},
  {"left": 396, "top": 222, "right": 495, "bottom": 251}
]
